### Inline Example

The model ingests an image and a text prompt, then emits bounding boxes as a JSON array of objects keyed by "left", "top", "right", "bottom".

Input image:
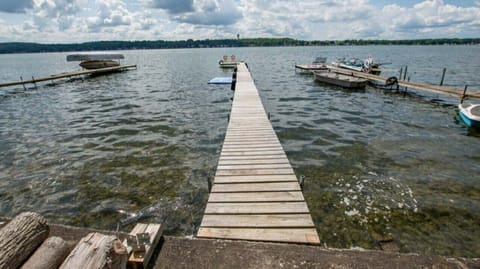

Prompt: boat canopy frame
[{"left": 67, "top": 54, "right": 125, "bottom": 62}]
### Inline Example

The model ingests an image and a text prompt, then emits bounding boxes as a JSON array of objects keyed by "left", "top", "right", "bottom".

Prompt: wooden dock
[
  {"left": 0, "top": 65, "right": 137, "bottom": 88},
  {"left": 326, "top": 65, "right": 480, "bottom": 99},
  {"left": 197, "top": 63, "right": 320, "bottom": 244}
]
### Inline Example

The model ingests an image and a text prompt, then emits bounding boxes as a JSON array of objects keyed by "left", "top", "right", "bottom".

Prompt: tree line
[{"left": 0, "top": 37, "right": 479, "bottom": 54}]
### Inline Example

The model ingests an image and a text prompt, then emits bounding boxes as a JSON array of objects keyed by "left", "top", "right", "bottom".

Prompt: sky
[{"left": 0, "top": 0, "right": 479, "bottom": 43}]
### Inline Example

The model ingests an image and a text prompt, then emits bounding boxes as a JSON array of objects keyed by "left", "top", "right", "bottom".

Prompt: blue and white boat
[{"left": 458, "top": 103, "right": 480, "bottom": 128}]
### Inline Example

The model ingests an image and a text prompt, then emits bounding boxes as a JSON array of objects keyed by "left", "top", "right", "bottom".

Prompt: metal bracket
[{"left": 127, "top": 232, "right": 151, "bottom": 252}]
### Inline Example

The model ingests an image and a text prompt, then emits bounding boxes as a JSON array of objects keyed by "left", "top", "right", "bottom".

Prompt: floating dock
[
  {"left": 326, "top": 65, "right": 480, "bottom": 99},
  {"left": 0, "top": 65, "right": 137, "bottom": 89},
  {"left": 197, "top": 63, "right": 320, "bottom": 244}
]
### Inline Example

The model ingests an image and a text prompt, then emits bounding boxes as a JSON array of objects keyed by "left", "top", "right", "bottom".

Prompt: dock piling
[
  {"left": 20, "top": 76, "right": 27, "bottom": 90},
  {"left": 32, "top": 76, "right": 37, "bottom": 89},
  {"left": 403, "top": 66, "right": 408, "bottom": 81},
  {"left": 440, "top": 68, "right": 447, "bottom": 86},
  {"left": 461, "top": 85, "right": 468, "bottom": 104}
]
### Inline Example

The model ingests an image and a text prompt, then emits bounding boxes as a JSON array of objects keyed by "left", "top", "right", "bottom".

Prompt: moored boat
[
  {"left": 295, "top": 57, "right": 328, "bottom": 73},
  {"left": 314, "top": 71, "right": 368, "bottom": 89},
  {"left": 219, "top": 55, "right": 238, "bottom": 68},
  {"left": 332, "top": 56, "right": 381, "bottom": 75},
  {"left": 67, "top": 53, "right": 124, "bottom": 70},
  {"left": 458, "top": 103, "right": 480, "bottom": 128}
]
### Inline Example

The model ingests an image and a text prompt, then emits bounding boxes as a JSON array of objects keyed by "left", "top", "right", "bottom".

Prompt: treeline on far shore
[{"left": 0, "top": 37, "right": 479, "bottom": 54}]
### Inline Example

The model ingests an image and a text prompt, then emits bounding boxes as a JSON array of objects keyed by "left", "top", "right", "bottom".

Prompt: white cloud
[
  {"left": 173, "top": 0, "right": 242, "bottom": 26},
  {"left": 1, "top": 0, "right": 480, "bottom": 42},
  {"left": 86, "top": 0, "right": 133, "bottom": 32}
]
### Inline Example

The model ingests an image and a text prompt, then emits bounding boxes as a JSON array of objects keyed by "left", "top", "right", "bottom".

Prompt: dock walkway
[
  {"left": 0, "top": 65, "right": 137, "bottom": 88},
  {"left": 197, "top": 63, "right": 320, "bottom": 244},
  {"left": 326, "top": 65, "right": 480, "bottom": 99}
]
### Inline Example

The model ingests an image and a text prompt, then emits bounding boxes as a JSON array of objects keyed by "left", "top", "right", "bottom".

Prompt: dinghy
[
  {"left": 458, "top": 103, "right": 480, "bottom": 128},
  {"left": 314, "top": 71, "right": 368, "bottom": 89}
]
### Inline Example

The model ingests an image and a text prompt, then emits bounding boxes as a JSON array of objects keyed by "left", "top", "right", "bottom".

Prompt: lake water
[{"left": 0, "top": 46, "right": 479, "bottom": 257}]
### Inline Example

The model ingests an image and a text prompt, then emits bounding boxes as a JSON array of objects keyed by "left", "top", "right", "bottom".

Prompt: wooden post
[
  {"left": 397, "top": 67, "right": 402, "bottom": 91},
  {"left": 403, "top": 66, "right": 408, "bottom": 81},
  {"left": 20, "top": 236, "right": 70, "bottom": 269},
  {"left": 20, "top": 76, "right": 27, "bottom": 90},
  {"left": 439, "top": 68, "right": 446, "bottom": 86},
  {"left": 207, "top": 177, "right": 212, "bottom": 192},
  {"left": 0, "top": 212, "right": 49, "bottom": 269},
  {"left": 60, "top": 232, "right": 128, "bottom": 269},
  {"left": 32, "top": 76, "right": 38, "bottom": 89},
  {"left": 461, "top": 85, "right": 468, "bottom": 104}
]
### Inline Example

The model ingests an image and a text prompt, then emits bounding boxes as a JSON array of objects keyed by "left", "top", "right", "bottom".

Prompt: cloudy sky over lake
[{"left": 0, "top": 0, "right": 479, "bottom": 43}]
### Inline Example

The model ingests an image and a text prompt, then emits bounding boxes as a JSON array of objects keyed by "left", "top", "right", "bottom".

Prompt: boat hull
[
  {"left": 314, "top": 71, "right": 368, "bottom": 89},
  {"left": 458, "top": 104, "right": 480, "bottom": 128},
  {"left": 79, "top": 60, "right": 120, "bottom": 70}
]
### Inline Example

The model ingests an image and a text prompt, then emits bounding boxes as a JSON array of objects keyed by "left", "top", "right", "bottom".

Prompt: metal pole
[
  {"left": 439, "top": 68, "right": 446, "bottom": 86},
  {"left": 403, "top": 66, "right": 408, "bottom": 81}
]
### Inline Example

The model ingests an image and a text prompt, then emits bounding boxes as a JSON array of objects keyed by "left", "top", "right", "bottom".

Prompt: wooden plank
[
  {"left": 205, "top": 202, "right": 310, "bottom": 214},
  {"left": 218, "top": 158, "right": 289, "bottom": 165},
  {"left": 222, "top": 143, "right": 281, "bottom": 148},
  {"left": 214, "top": 174, "right": 298, "bottom": 183},
  {"left": 217, "top": 163, "right": 292, "bottom": 170},
  {"left": 216, "top": 168, "right": 294, "bottom": 176},
  {"left": 126, "top": 223, "right": 163, "bottom": 269},
  {"left": 200, "top": 214, "right": 314, "bottom": 228},
  {"left": 221, "top": 147, "right": 284, "bottom": 153},
  {"left": 197, "top": 228, "right": 320, "bottom": 244},
  {"left": 212, "top": 182, "right": 301, "bottom": 192},
  {"left": 208, "top": 191, "right": 305, "bottom": 202},
  {"left": 220, "top": 150, "right": 286, "bottom": 156},
  {"left": 219, "top": 154, "right": 288, "bottom": 160}
]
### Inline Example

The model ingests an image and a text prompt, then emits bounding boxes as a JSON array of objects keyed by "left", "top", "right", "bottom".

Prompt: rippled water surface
[{"left": 1, "top": 46, "right": 479, "bottom": 257}]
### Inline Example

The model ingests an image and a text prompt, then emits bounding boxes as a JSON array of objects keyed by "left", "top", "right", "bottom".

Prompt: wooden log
[
  {"left": 0, "top": 212, "right": 49, "bottom": 269},
  {"left": 20, "top": 236, "right": 70, "bottom": 269},
  {"left": 60, "top": 232, "right": 128, "bottom": 269}
]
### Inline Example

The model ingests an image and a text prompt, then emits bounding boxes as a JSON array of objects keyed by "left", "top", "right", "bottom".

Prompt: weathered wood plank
[
  {"left": 201, "top": 214, "right": 315, "bottom": 227},
  {"left": 197, "top": 228, "right": 320, "bottom": 244},
  {"left": 221, "top": 146, "right": 284, "bottom": 152},
  {"left": 214, "top": 174, "right": 298, "bottom": 183},
  {"left": 208, "top": 191, "right": 305, "bottom": 202},
  {"left": 212, "top": 182, "right": 301, "bottom": 192},
  {"left": 205, "top": 202, "right": 310, "bottom": 214},
  {"left": 126, "top": 223, "right": 163, "bottom": 269},
  {"left": 219, "top": 155, "right": 288, "bottom": 160},
  {"left": 217, "top": 163, "right": 292, "bottom": 170},
  {"left": 218, "top": 158, "right": 289, "bottom": 165},
  {"left": 216, "top": 168, "right": 295, "bottom": 176},
  {"left": 220, "top": 150, "right": 287, "bottom": 156}
]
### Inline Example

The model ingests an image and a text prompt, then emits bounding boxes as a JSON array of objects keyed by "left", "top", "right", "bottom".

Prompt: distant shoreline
[{"left": 1, "top": 37, "right": 479, "bottom": 54}]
